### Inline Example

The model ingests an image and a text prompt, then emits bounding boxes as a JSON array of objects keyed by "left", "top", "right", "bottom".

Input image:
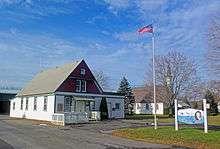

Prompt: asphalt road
[{"left": 0, "top": 115, "right": 187, "bottom": 149}]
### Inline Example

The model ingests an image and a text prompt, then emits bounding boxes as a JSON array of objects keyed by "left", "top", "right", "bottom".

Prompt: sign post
[
  {"left": 174, "top": 99, "right": 178, "bottom": 131},
  {"left": 203, "top": 99, "right": 208, "bottom": 133},
  {"left": 176, "top": 99, "right": 208, "bottom": 133}
]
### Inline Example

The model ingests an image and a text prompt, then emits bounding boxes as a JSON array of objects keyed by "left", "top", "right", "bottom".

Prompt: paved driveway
[
  {"left": 67, "top": 119, "right": 148, "bottom": 133},
  {"left": 0, "top": 115, "right": 187, "bottom": 149}
]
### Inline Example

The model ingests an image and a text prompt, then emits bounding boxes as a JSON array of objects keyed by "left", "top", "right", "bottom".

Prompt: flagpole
[{"left": 152, "top": 32, "right": 157, "bottom": 130}]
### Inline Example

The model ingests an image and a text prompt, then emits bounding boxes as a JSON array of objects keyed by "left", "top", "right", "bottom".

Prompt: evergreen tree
[
  {"left": 117, "top": 77, "right": 134, "bottom": 114},
  {"left": 205, "top": 90, "right": 218, "bottom": 114},
  {"left": 99, "top": 97, "right": 108, "bottom": 120},
  {"left": 191, "top": 101, "right": 199, "bottom": 109}
]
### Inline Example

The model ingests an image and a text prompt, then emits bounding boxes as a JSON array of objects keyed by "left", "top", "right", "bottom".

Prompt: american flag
[{"left": 138, "top": 24, "right": 153, "bottom": 33}]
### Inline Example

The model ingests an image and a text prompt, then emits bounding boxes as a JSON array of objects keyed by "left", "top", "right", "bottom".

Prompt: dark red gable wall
[{"left": 56, "top": 60, "right": 102, "bottom": 94}]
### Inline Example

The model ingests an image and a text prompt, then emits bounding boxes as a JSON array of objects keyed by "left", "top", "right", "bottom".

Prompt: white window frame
[
  {"left": 81, "top": 80, "right": 86, "bottom": 92},
  {"left": 20, "top": 98, "right": 23, "bottom": 110},
  {"left": 33, "top": 97, "right": 37, "bottom": 111},
  {"left": 80, "top": 68, "right": 86, "bottom": 75},
  {"left": 13, "top": 102, "right": 15, "bottom": 110},
  {"left": 25, "top": 97, "right": 29, "bottom": 111},
  {"left": 90, "top": 101, "right": 95, "bottom": 111},
  {"left": 146, "top": 103, "right": 149, "bottom": 110},
  {"left": 43, "top": 96, "right": 48, "bottom": 111},
  {"left": 156, "top": 103, "right": 159, "bottom": 110},
  {"left": 57, "top": 103, "right": 64, "bottom": 113},
  {"left": 76, "top": 80, "right": 81, "bottom": 92},
  {"left": 64, "top": 96, "right": 72, "bottom": 112},
  {"left": 115, "top": 103, "right": 120, "bottom": 110}
]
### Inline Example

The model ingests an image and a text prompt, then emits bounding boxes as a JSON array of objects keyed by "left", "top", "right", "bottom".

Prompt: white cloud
[
  {"left": 0, "top": 29, "right": 85, "bottom": 87},
  {"left": 0, "top": 0, "right": 73, "bottom": 22},
  {"left": 101, "top": 0, "right": 220, "bottom": 83},
  {"left": 114, "top": 31, "right": 139, "bottom": 42},
  {"left": 135, "top": 0, "right": 167, "bottom": 11},
  {"left": 104, "top": 0, "right": 132, "bottom": 15},
  {"left": 104, "top": 0, "right": 130, "bottom": 9},
  {"left": 0, "top": 0, "right": 32, "bottom": 6}
]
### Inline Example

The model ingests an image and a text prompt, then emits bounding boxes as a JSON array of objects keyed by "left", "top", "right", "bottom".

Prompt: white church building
[{"left": 132, "top": 86, "right": 164, "bottom": 115}]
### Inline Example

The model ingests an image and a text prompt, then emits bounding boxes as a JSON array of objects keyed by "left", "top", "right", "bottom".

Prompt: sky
[{"left": 0, "top": 0, "right": 219, "bottom": 91}]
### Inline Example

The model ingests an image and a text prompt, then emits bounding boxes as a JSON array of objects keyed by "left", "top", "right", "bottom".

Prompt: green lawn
[
  {"left": 208, "top": 115, "right": 220, "bottom": 126},
  {"left": 125, "top": 114, "right": 220, "bottom": 125},
  {"left": 113, "top": 126, "right": 220, "bottom": 149}
]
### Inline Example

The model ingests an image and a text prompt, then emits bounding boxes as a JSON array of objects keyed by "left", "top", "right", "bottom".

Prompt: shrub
[{"left": 99, "top": 97, "right": 108, "bottom": 120}]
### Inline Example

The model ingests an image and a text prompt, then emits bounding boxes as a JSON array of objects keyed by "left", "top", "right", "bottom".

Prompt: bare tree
[
  {"left": 207, "top": 80, "right": 220, "bottom": 102},
  {"left": 93, "top": 70, "right": 110, "bottom": 91},
  {"left": 146, "top": 50, "right": 199, "bottom": 115},
  {"left": 207, "top": 17, "right": 220, "bottom": 77},
  {"left": 185, "top": 82, "right": 206, "bottom": 101}
]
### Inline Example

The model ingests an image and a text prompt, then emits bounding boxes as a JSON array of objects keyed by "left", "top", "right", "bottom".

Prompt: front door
[
  {"left": 85, "top": 101, "right": 90, "bottom": 112},
  {"left": 76, "top": 101, "right": 85, "bottom": 112},
  {"left": 64, "top": 96, "right": 72, "bottom": 112}
]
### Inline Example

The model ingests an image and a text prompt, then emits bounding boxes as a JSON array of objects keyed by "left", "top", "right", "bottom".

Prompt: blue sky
[{"left": 0, "top": 0, "right": 219, "bottom": 91}]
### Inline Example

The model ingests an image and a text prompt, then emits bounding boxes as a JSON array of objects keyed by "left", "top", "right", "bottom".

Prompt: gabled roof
[
  {"left": 132, "top": 87, "right": 151, "bottom": 103},
  {"left": 132, "top": 85, "right": 166, "bottom": 103},
  {"left": 17, "top": 60, "right": 82, "bottom": 97}
]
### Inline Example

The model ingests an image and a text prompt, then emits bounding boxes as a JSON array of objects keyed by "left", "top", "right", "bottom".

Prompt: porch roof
[{"left": 74, "top": 96, "right": 95, "bottom": 101}]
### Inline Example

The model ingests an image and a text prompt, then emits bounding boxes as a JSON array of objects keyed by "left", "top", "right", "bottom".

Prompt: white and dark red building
[{"left": 10, "top": 60, "right": 124, "bottom": 125}]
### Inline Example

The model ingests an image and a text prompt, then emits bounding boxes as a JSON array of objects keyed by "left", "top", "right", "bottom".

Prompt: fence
[{"left": 52, "top": 112, "right": 89, "bottom": 126}]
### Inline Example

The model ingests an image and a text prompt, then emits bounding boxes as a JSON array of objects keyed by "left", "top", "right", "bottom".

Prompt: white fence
[
  {"left": 52, "top": 112, "right": 89, "bottom": 126},
  {"left": 52, "top": 113, "right": 65, "bottom": 125},
  {"left": 65, "top": 112, "right": 89, "bottom": 124},
  {"left": 90, "top": 111, "right": 101, "bottom": 121}
]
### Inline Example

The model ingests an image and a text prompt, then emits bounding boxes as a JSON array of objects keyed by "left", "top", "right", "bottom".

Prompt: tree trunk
[{"left": 168, "top": 101, "right": 175, "bottom": 117}]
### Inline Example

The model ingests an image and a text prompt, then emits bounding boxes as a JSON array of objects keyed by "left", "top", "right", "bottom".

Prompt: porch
[{"left": 52, "top": 95, "right": 100, "bottom": 125}]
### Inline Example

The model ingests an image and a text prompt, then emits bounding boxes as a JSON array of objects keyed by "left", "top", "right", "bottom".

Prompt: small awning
[{"left": 74, "top": 97, "right": 95, "bottom": 101}]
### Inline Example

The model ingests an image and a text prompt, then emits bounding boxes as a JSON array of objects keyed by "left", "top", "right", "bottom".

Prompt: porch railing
[
  {"left": 52, "top": 112, "right": 89, "bottom": 126},
  {"left": 90, "top": 111, "right": 101, "bottom": 121},
  {"left": 52, "top": 113, "right": 65, "bottom": 126}
]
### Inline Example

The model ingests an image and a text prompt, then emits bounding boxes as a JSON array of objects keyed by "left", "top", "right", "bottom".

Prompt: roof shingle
[{"left": 17, "top": 60, "right": 81, "bottom": 96}]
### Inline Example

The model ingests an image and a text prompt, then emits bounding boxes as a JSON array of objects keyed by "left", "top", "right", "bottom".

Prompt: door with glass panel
[{"left": 64, "top": 96, "right": 75, "bottom": 112}]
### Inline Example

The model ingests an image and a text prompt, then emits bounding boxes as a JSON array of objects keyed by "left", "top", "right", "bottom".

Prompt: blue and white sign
[{"left": 177, "top": 108, "right": 204, "bottom": 124}]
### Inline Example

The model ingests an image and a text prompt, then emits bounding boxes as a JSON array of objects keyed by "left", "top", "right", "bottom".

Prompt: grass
[
  {"left": 208, "top": 115, "right": 220, "bottom": 126},
  {"left": 113, "top": 126, "right": 220, "bottom": 149},
  {"left": 125, "top": 114, "right": 173, "bottom": 123},
  {"left": 125, "top": 114, "right": 220, "bottom": 125}
]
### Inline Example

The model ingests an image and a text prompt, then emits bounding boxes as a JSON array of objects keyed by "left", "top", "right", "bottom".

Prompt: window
[
  {"left": 25, "top": 98, "right": 29, "bottom": 110},
  {"left": 75, "top": 80, "right": 86, "bottom": 92},
  {"left": 81, "top": 80, "right": 86, "bottom": 92},
  {"left": 43, "top": 96, "right": 48, "bottom": 111},
  {"left": 85, "top": 101, "right": 90, "bottom": 112},
  {"left": 20, "top": 98, "right": 23, "bottom": 110},
  {"left": 137, "top": 104, "right": 141, "bottom": 109},
  {"left": 156, "top": 104, "right": 159, "bottom": 110},
  {"left": 90, "top": 101, "right": 95, "bottom": 111},
  {"left": 115, "top": 103, "right": 120, "bottom": 110},
  {"left": 34, "top": 97, "right": 37, "bottom": 111},
  {"left": 13, "top": 102, "right": 15, "bottom": 110},
  {"left": 76, "top": 80, "right": 81, "bottom": 92},
  {"left": 57, "top": 103, "right": 64, "bottom": 112},
  {"left": 146, "top": 104, "right": 149, "bottom": 110},
  {"left": 80, "top": 68, "right": 86, "bottom": 75}
]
